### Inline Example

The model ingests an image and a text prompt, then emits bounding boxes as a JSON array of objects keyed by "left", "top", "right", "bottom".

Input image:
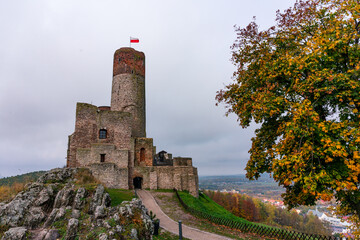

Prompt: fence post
[{"left": 179, "top": 220, "right": 182, "bottom": 240}]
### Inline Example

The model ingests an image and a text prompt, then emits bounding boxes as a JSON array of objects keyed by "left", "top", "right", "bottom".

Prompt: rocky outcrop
[
  {"left": 73, "top": 187, "right": 86, "bottom": 210},
  {"left": 30, "top": 229, "right": 60, "bottom": 240},
  {"left": 1, "top": 227, "right": 28, "bottom": 240},
  {"left": 64, "top": 218, "right": 78, "bottom": 240},
  {"left": 0, "top": 168, "right": 154, "bottom": 240}
]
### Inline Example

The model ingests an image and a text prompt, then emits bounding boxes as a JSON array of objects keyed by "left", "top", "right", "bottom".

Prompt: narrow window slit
[{"left": 100, "top": 154, "right": 106, "bottom": 163}]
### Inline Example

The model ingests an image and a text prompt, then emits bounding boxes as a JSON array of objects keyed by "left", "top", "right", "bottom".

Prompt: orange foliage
[
  {"left": 216, "top": 0, "right": 360, "bottom": 236},
  {"left": 0, "top": 182, "right": 25, "bottom": 202}
]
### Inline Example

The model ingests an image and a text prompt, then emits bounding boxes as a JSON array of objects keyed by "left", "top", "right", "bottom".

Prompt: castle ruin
[{"left": 67, "top": 47, "right": 199, "bottom": 197}]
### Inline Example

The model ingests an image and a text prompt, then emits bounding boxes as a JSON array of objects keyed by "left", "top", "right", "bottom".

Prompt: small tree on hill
[{"left": 216, "top": 0, "right": 360, "bottom": 234}]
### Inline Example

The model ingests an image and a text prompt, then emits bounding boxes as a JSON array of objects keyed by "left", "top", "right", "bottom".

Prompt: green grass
[
  {"left": 153, "top": 228, "right": 190, "bottom": 240},
  {"left": 106, "top": 189, "right": 136, "bottom": 207},
  {"left": 152, "top": 189, "right": 175, "bottom": 193},
  {"left": 178, "top": 191, "right": 273, "bottom": 228},
  {"left": 51, "top": 209, "right": 73, "bottom": 237},
  {"left": 0, "top": 225, "right": 10, "bottom": 239},
  {"left": 152, "top": 191, "right": 269, "bottom": 239}
]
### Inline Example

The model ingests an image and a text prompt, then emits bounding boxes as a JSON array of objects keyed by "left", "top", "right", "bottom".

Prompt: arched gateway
[{"left": 133, "top": 177, "right": 143, "bottom": 189}]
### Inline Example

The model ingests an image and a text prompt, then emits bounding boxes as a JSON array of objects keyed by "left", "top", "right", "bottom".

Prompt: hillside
[
  {"left": 0, "top": 171, "right": 46, "bottom": 186},
  {"left": 204, "top": 190, "right": 332, "bottom": 235},
  {"left": 150, "top": 190, "right": 257, "bottom": 239},
  {"left": 199, "top": 174, "right": 285, "bottom": 200},
  {"left": 0, "top": 168, "right": 154, "bottom": 240}
]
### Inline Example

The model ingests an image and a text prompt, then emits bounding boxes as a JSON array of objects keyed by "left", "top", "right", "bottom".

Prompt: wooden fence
[{"left": 174, "top": 190, "right": 351, "bottom": 240}]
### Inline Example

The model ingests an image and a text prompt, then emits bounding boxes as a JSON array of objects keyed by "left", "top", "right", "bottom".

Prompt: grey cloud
[{"left": 0, "top": 0, "right": 296, "bottom": 177}]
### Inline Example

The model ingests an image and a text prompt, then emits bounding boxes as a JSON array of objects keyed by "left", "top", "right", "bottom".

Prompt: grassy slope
[
  {"left": 179, "top": 191, "right": 269, "bottom": 228},
  {"left": 152, "top": 191, "right": 267, "bottom": 240},
  {"left": 106, "top": 189, "right": 136, "bottom": 206}
]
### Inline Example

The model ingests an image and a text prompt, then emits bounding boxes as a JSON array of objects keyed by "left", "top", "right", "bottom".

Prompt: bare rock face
[
  {"left": 98, "top": 233, "right": 108, "bottom": 240},
  {"left": 89, "top": 185, "right": 105, "bottom": 213},
  {"left": 0, "top": 168, "right": 154, "bottom": 240},
  {"left": 24, "top": 207, "right": 46, "bottom": 229},
  {"left": 37, "top": 168, "right": 77, "bottom": 184},
  {"left": 71, "top": 209, "right": 80, "bottom": 219},
  {"left": 0, "top": 183, "right": 48, "bottom": 227},
  {"left": 34, "top": 185, "right": 55, "bottom": 207},
  {"left": 102, "top": 193, "right": 111, "bottom": 207},
  {"left": 94, "top": 205, "right": 106, "bottom": 219},
  {"left": 131, "top": 228, "right": 138, "bottom": 240},
  {"left": 43, "top": 229, "right": 60, "bottom": 240},
  {"left": 30, "top": 229, "right": 59, "bottom": 240},
  {"left": 1, "top": 227, "right": 28, "bottom": 240},
  {"left": 73, "top": 187, "right": 86, "bottom": 210},
  {"left": 53, "top": 184, "right": 75, "bottom": 208},
  {"left": 64, "top": 218, "right": 79, "bottom": 240}
]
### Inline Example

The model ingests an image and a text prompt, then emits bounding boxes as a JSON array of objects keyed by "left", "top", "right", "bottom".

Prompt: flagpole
[{"left": 130, "top": 37, "right": 131, "bottom": 48}]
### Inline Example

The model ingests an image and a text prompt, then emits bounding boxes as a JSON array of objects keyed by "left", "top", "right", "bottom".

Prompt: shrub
[
  {"left": 74, "top": 168, "right": 99, "bottom": 185},
  {"left": 0, "top": 182, "right": 25, "bottom": 202}
]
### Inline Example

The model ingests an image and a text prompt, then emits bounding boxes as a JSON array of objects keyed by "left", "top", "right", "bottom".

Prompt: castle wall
[
  {"left": 133, "top": 166, "right": 199, "bottom": 197},
  {"left": 67, "top": 102, "right": 133, "bottom": 168},
  {"left": 76, "top": 144, "right": 129, "bottom": 168},
  {"left": 89, "top": 163, "right": 129, "bottom": 189},
  {"left": 135, "top": 138, "right": 154, "bottom": 167},
  {"left": 173, "top": 157, "right": 193, "bottom": 166}
]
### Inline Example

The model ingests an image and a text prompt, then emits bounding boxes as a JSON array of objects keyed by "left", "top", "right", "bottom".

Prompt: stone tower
[{"left": 111, "top": 48, "right": 146, "bottom": 138}]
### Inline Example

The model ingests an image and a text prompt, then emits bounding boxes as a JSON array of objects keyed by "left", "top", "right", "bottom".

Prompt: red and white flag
[{"left": 130, "top": 37, "right": 139, "bottom": 43}]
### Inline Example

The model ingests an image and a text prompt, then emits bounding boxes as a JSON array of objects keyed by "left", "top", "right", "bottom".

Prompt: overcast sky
[{"left": 0, "top": 0, "right": 296, "bottom": 178}]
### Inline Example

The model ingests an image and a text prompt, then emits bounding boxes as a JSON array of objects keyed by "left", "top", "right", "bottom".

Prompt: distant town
[{"left": 199, "top": 174, "right": 352, "bottom": 236}]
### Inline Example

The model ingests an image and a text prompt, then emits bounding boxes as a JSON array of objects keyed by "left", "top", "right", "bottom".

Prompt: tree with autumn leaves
[
  {"left": 205, "top": 190, "right": 332, "bottom": 235},
  {"left": 216, "top": 0, "right": 360, "bottom": 234}
]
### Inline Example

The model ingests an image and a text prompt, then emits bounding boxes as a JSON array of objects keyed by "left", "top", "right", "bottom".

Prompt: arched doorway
[{"left": 133, "top": 177, "right": 143, "bottom": 189}]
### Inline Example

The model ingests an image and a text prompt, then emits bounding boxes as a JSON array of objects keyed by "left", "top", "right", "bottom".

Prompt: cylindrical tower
[{"left": 111, "top": 47, "right": 146, "bottom": 138}]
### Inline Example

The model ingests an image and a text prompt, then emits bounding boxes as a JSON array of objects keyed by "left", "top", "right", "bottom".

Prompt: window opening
[
  {"left": 99, "top": 129, "right": 107, "bottom": 139},
  {"left": 140, "top": 148, "right": 145, "bottom": 162},
  {"left": 100, "top": 154, "right": 106, "bottom": 163}
]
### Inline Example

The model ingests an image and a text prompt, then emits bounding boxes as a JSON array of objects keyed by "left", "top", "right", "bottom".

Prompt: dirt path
[{"left": 137, "top": 189, "right": 232, "bottom": 240}]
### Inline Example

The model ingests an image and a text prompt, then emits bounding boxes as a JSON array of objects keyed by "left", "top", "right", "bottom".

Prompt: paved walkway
[{"left": 137, "top": 189, "right": 231, "bottom": 240}]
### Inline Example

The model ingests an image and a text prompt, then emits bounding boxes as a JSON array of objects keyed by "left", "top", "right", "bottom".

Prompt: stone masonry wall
[
  {"left": 111, "top": 74, "right": 146, "bottom": 138},
  {"left": 67, "top": 102, "right": 133, "bottom": 167},
  {"left": 111, "top": 47, "right": 146, "bottom": 138},
  {"left": 135, "top": 138, "right": 154, "bottom": 167},
  {"left": 89, "top": 163, "right": 129, "bottom": 189},
  {"left": 113, "top": 47, "right": 145, "bottom": 77},
  {"left": 173, "top": 157, "right": 193, "bottom": 166},
  {"left": 76, "top": 144, "right": 129, "bottom": 168},
  {"left": 133, "top": 166, "right": 199, "bottom": 197}
]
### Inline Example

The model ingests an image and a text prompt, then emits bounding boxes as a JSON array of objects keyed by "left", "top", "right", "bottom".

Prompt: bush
[
  {"left": 0, "top": 182, "right": 25, "bottom": 202},
  {"left": 74, "top": 168, "right": 99, "bottom": 185}
]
